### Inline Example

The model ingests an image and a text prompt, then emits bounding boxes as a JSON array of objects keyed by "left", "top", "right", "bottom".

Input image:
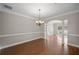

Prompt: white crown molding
[
  {"left": 0, "top": 8, "right": 36, "bottom": 19},
  {"left": 46, "top": 9, "right": 79, "bottom": 20},
  {"left": 0, "top": 32, "right": 44, "bottom": 37}
]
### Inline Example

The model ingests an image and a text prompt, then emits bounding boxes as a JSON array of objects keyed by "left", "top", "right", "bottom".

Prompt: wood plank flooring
[{"left": 0, "top": 36, "right": 79, "bottom": 55}]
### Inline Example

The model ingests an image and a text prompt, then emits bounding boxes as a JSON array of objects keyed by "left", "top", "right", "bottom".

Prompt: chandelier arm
[{"left": 39, "top": 9, "right": 41, "bottom": 20}]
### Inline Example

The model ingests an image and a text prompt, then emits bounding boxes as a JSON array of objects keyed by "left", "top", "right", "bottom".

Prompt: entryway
[{"left": 44, "top": 19, "right": 68, "bottom": 54}]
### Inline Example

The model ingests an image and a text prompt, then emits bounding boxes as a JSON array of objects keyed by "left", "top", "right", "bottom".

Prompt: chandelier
[{"left": 35, "top": 9, "right": 44, "bottom": 26}]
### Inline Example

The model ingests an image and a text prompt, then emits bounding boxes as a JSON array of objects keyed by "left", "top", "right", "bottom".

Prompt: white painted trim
[
  {"left": 0, "top": 8, "right": 36, "bottom": 19},
  {"left": 0, "top": 32, "right": 44, "bottom": 37},
  {"left": 0, "top": 36, "right": 44, "bottom": 49},
  {"left": 68, "top": 34, "right": 79, "bottom": 37},
  {"left": 46, "top": 9, "right": 79, "bottom": 20},
  {"left": 68, "top": 43, "right": 79, "bottom": 48}
]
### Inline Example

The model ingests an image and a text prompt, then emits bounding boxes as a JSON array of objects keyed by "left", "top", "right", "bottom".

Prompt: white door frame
[{"left": 45, "top": 20, "right": 66, "bottom": 45}]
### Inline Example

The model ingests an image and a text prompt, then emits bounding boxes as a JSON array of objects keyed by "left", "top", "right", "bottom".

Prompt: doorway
[{"left": 45, "top": 19, "right": 68, "bottom": 45}]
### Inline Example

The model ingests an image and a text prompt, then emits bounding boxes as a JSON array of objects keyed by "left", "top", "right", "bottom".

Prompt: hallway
[{"left": 1, "top": 36, "right": 79, "bottom": 55}]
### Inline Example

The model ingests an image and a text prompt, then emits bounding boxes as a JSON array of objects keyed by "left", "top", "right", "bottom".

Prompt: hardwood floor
[{"left": 0, "top": 36, "right": 79, "bottom": 55}]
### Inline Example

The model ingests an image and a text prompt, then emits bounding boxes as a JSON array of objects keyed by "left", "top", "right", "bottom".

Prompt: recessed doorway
[{"left": 45, "top": 19, "right": 68, "bottom": 46}]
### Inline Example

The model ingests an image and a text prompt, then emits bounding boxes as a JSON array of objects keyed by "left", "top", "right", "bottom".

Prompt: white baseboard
[
  {"left": 0, "top": 36, "right": 44, "bottom": 49},
  {"left": 68, "top": 43, "right": 79, "bottom": 48}
]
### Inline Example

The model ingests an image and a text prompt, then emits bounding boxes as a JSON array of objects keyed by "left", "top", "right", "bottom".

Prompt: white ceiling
[{"left": 1, "top": 3, "right": 79, "bottom": 18}]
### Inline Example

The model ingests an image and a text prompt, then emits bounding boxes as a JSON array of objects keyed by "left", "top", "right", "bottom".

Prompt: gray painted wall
[
  {"left": 0, "top": 11, "right": 44, "bottom": 48},
  {"left": 0, "top": 11, "right": 44, "bottom": 34}
]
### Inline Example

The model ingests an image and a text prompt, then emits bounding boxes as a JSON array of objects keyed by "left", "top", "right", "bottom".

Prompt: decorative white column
[
  {"left": 62, "top": 20, "right": 65, "bottom": 45},
  {"left": 44, "top": 23, "right": 47, "bottom": 39}
]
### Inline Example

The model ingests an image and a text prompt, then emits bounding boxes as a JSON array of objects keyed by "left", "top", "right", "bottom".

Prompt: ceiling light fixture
[{"left": 35, "top": 9, "right": 44, "bottom": 26}]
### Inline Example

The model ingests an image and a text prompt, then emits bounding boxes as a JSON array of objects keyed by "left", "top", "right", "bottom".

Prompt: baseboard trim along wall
[
  {"left": 68, "top": 34, "right": 79, "bottom": 48},
  {"left": 68, "top": 43, "right": 79, "bottom": 48},
  {"left": 0, "top": 32, "right": 44, "bottom": 49},
  {"left": 0, "top": 37, "right": 44, "bottom": 49}
]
